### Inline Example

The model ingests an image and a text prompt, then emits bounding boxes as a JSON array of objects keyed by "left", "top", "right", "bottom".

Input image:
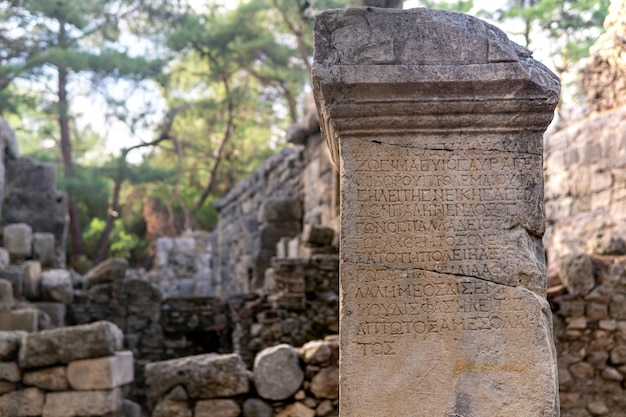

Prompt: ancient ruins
[
  {"left": 0, "top": 2, "right": 625, "bottom": 417},
  {"left": 312, "top": 7, "right": 560, "bottom": 416}
]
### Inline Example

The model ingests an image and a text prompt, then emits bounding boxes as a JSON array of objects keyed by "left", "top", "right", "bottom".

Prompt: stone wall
[
  {"left": 551, "top": 237, "right": 626, "bottom": 417},
  {"left": 543, "top": 105, "right": 626, "bottom": 265},
  {"left": 0, "top": 321, "right": 139, "bottom": 417},
  {"left": 211, "top": 148, "right": 304, "bottom": 298},
  {"left": 146, "top": 338, "right": 339, "bottom": 417}
]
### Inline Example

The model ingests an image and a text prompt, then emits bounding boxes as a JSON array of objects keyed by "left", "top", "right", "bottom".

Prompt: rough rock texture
[
  {"left": 3, "top": 158, "right": 67, "bottom": 268},
  {"left": 145, "top": 353, "right": 249, "bottom": 400},
  {"left": 0, "top": 331, "right": 25, "bottom": 360},
  {"left": 3, "top": 223, "right": 32, "bottom": 259},
  {"left": 42, "top": 388, "right": 122, "bottom": 417},
  {"left": 544, "top": 105, "right": 626, "bottom": 264},
  {"left": 0, "top": 387, "right": 44, "bottom": 417},
  {"left": 313, "top": 8, "right": 560, "bottom": 416},
  {"left": 22, "top": 366, "right": 69, "bottom": 391},
  {"left": 67, "top": 351, "right": 134, "bottom": 390},
  {"left": 253, "top": 344, "right": 304, "bottom": 401},
  {"left": 84, "top": 257, "right": 128, "bottom": 289},
  {"left": 550, "top": 247, "right": 626, "bottom": 417},
  {"left": 581, "top": 0, "right": 626, "bottom": 114},
  {"left": 195, "top": 399, "right": 240, "bottom": 417},
  {"left": 212, "top": 148, "right": 303, "bottom": 297},
  {"left": 0, "top": 280, "right": 14, "bottom": 311},
  {"left": 41, "top": 269, "right": 73, "bottom": 304},
  {"left": 19, "top": 321, "right": 123, "bottom": 368}
]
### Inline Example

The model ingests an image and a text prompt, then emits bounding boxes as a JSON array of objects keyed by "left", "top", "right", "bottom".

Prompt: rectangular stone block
[
  {"left": 0, "top": 387, "right": 44, "bottom": 417},
  {"left": 0, "top": 279, "right": 14, "bottom": 311},
  {"left": 0, "top": 309, "right": 38, "bottom": 332},
  {"left": 67, "top": 351, "right": 134, "bottom": 390},
  {"left": 19, "top": 321, "right": 123, "bottom": 369},
  {"left": 0, "top": 331, "right": 26, "bottom": 360},
  {"left": 313, "top": 7, "right": 560, "bottom": 417},
  {"left": 23, "top": 366, "right": 68, "bottom": 391},
  {"left": 42, "top": 388, "right": 122, "bottom": 417},
  {"left": 33, "top": 233, "right": 56, "bottom": 267},
  {"left": 21, "top": 261, "right": 42, "bottom": 300},
  {"left": 31, "top": 302, "right": 66, "bottom": 328},
  {"left": 3, "top": 223, "right": 32, "bottom": 259}
]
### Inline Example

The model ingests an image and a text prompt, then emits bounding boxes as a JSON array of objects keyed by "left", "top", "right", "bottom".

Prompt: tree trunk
[
  {"left": 93, "top": 176, "right": 122, "bottom": 264},
  {"left": 57, "top": 22, "right": 85, "bottom": 263}
]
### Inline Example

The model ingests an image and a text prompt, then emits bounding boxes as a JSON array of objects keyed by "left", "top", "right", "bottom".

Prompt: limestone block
[
  {"left": 153, "top": 399, "right": 192, "bottom": 417},
  {"left": 301, "top": 224, "right": 334, "bottom": 247},
  {"left": 41, "top": 269, "right": 73, "bottom": 304},
  {"left": 0, "top": 387, "right": 44, "bottom": 417},
  {"left": 84, "top": 258, "right": 128, "bottom": 289},
  {"left": 276, "top": 402, "right": 315, "bottom": 417},
  {"left": 19, "top": 321, "right": 123, "bottom": 369},
  {"left": 0, "top": 381, "right": 15, "bottom": 395},
  {"left": 0, "top": 249, "right": 9, "bottom": 273},
  {"left": 0, "top": 279, "right": 14, "bottom": 311},
  {"left": 33, "top": 233, "right": 56, "bottom": 267},
  {"left": 313, "top": 7, "right": 560, "bottom": 417},
  {"left": 0, "top": 331, "right": 26, "bottom": 360},
  {"left": 42, "top": 388, "right": 122, "bottom": 417},
  {"left": 174, "top": 237, "right": 195, "bottom": 252},
  {"left": 310, "top": 366, "right": 339, "bottom": 399},
  {"left": 145, "top": 353, "right": 249, "bottom": 399},
  {"left": 122, "top": 400, "right": 142, "bottom": 417},
  {"left": 0, "top": 308, "right": 38, "bottom": 332},
  {"left": 0, "top": 362, "right": 19, "bottom": 382},
  {"left": 1, "top": 266, "right": 21, "bottom": 296},
  {"left": 259, "top": 197, "right": 302, "bottom": 222},
  {"left": 67, "top": 351, "right": 134, "bottom": 390},
  {"left": 31, "top": 302, "right": 66, "bottom": 328},
  {"left": 560, "top": 253, "right": 595, "bottom": 295},
  {"left": 610, "top": 294, "right": 626, "bottom": 319},
  {"left": 243, "top": 398, "right": 274, "bottom": 417},
  {"left": 301, "top": 340, "right": 332, "bottom": 365},
  {"left": 253, "top": 344, "right": 304, "bottom": 401},
  {"left": 23, "top": 366, "right": 68, "bottom": 391},
  {"left": 21, "top": 261, "right": 42, "bottom": 300},
  {"left": 610, "top": 345, "right": 626, "bottom": 365},
  {"left": 3, "top": 223, "right": 33, "bottom": 258},
  {"left": 195, "top": 399, "right": 241, "bottom": 417}
]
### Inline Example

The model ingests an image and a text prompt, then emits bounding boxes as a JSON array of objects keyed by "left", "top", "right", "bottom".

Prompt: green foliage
[{"left": 83, "top": 217, "right": 143, "bottom": 260}]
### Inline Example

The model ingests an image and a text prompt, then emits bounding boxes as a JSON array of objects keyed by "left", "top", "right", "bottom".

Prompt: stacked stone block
[
  {"left": 551, "top": 236, "right": 626, "bottom": 416},
  {"left": 146, "top": 337, "right": 339, "bottom": 417},
  {"left": 0, "top": 321, "right": 137, "bottom": 417},
  {"left": 211, "top": 147, "right": 304, "bottom": 297}
]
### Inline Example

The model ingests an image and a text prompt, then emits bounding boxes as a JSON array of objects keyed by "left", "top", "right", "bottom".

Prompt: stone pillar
[{"left": 313, "top": 8, "right": 560, "bottom": 417}]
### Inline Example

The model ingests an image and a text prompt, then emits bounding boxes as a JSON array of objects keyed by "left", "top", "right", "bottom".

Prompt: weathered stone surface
[
  {"left": 23, "top": 366, "right": 68, "bottom": 391},
  {"left": 31, "top": 302, "right": 66, "bottom": 328},
  {"left": 301, "top": 340, "right": 332, "bottom": 365},
  {"left": 41, "top": 269, "right": 73, "bottom": 304},
  {"left": 1, "top": 266, "right": 21, "bottom": 296},
  {"left": 0, "top": 279, "right": 14, "bottom": 311},
  {"left": 33, "top": 233, "right": 56, "bottom": 267},
  {"left": 253, "top": 344, "right": 304, "bottom": 401},
  {"left": 0, "top": 331, "right": 25, "bottom": 360},
  {"left": 313, "top": 7, "right": 559, "bottom": 416},
  {"left": 276, "top": 402, "right": 315, "bottom": 417},
  {"left": 85, "top": 258, "right": 128, "bottom": 289},
  {"left": 19, "top": 321, "right": 123, "bottom": 368},
  {"left": 42, "top": 388, "right": 122, "bottom": 417},
  {"left": 145, "top": 353, "right": 249, "bottom": 399},
  {"left": 0, "top": 249, "right": 9, "bottom": 274},
  {"left": 3, "top": 223, "right": 33, "bottom": 258},
  {"left": 560, "top": 253, "right": 595, "bottom": 295},
  {"left": 0, "top": 362, "right": 19, "bottom": 382},
  {"left": 195, "top": 399, "right": 240, "bottom": 417},
  {"left": 122, "top": 399, "right": 142, "bottom": 417},
  {"left": 0, "top": 381, "right": 15, "bottom": 395},
  {"left": 310, "top": 366, "right": 338, "bottom": 400},
  {"left": 67, "top": 351, "right": 134, "bottom": 390},
  {"left": 301, "top": 224, "right": 335, "bottom": 247},
  {"left": 0, "top": 387, "right": 44, "bottom": 417},
  {"left": 21, "top": 261, "right": 42, "bottom": 300},
  {"left": 0, "top": 309, "right": 38, "bottom": 332},
  {"left": 243, "top": 398, "right": 274, "bottom": 417},
  {"left": 153, "top": 399, "right": 192, "bottom": 417}
]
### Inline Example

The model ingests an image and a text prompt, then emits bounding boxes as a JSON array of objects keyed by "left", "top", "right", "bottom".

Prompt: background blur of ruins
[{"left": 1, "top": 0, "right": 626, "bottom": 416}]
